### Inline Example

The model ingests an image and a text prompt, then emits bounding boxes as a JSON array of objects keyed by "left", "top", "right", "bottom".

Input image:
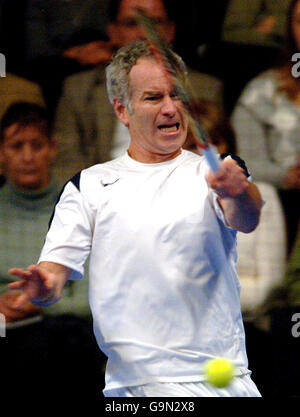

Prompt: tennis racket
[{"left": 136, "top": 8, "right": 220, "bottom": 172}]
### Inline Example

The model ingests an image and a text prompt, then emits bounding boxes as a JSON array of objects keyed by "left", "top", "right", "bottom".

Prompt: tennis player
[{"left": 9, "top": 41, "right": 263, "bottom": 397}]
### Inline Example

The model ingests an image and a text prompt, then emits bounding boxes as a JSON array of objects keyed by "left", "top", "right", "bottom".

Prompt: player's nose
[{"left": 161, "top": 95, "right": 176, "bottom": 116}]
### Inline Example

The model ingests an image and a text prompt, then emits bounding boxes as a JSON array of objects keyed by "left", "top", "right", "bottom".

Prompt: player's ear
[{"left": 113, "top": 98, "right": 130, "bottom": 127}]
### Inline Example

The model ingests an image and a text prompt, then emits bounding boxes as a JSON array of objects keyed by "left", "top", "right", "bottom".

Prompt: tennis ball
[{"left": 205, "top": 358, "right": 235, "bottom": 388}]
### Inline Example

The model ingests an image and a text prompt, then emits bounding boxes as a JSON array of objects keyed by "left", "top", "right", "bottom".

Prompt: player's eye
[{"left": 145, "top": 95, "right": 160, "bottom": 101}]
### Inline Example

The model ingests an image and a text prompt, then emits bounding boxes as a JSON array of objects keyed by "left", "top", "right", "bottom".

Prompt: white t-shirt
[{"left": 39, "top": 150, "right": 250, "bottom": 393}]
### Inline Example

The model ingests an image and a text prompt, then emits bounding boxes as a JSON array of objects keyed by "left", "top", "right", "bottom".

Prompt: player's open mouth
[{"left": 158, "top": 123, "right": 180, "bottom": 132}]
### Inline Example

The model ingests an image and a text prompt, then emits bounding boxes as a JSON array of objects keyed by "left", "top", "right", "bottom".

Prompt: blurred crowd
[{"left": 0, "top": 0, "right": 300, "bottom": 398}]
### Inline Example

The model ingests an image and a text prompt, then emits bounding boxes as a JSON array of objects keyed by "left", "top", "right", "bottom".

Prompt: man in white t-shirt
[{"left": 8, "top": 41, "right": 263, "bottom": 397}]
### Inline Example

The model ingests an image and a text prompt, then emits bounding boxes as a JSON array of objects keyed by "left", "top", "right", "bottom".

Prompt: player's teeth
[{"left": 159, "top": 125, "right": 177, "bottom": 132}]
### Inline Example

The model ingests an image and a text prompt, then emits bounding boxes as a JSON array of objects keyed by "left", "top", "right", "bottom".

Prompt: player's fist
[{"left": 206, "top": 156, "right": 249, "bottom": 199}]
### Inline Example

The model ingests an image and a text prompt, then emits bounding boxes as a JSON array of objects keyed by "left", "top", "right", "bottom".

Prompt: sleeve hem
[{"left": 38, "top": 256, "right": 84, "bottom": 280}]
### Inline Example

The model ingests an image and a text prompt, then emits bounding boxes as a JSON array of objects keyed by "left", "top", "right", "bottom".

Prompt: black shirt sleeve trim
[
  {"left": 48, "top": 171, "right": 82, "bottom": 230},
  {"left": 220, "top": 153, "right": 251, "bottom": 178}
]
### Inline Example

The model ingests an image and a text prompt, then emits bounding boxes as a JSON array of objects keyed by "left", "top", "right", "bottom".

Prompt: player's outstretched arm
[
  {"left": 206, "top": 157, "right": 263, "bottom": 233},
  {"left": 8, "top": 262, "right": 71, "bottom": 307}
]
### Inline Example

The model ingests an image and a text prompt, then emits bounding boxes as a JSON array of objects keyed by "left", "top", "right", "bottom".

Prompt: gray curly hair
[{"left": 105, "top": 40, "right": 187, "bottom": 114}]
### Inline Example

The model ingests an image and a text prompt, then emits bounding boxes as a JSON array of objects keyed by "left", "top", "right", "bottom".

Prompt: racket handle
[{"left": 202, "top": 145, "right": 220, "bottom": 173}]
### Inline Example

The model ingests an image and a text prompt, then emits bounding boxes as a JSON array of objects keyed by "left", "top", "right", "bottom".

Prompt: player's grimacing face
[{"left": 117, "top": 57, "right": 188, "bottom": 160}]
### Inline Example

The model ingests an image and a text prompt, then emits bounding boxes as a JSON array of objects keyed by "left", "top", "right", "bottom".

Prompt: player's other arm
[
  {"left": 206, "top": 157, "right": 263, "bottom": 233},
  {"left": 8, "top": 261, "right": 71, "bottom": 307}
]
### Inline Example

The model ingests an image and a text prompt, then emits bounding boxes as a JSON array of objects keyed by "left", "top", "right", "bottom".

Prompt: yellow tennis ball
[{"left": 205, "top": 358, "right": 235, "bottom": 388}]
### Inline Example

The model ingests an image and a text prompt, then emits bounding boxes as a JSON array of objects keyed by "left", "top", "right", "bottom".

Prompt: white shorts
[{"left": 104, "top": 375, "right": 261, "bottom": 397}]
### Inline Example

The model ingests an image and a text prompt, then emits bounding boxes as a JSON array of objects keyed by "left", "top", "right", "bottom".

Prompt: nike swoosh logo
[{"left": 101, "top": 178, "right": 120, "bottom": 187}]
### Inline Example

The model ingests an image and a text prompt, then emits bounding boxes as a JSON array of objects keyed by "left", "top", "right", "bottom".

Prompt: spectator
[
  {"left": 0, "top": 74, "right": 45, "bottom": 185},
  {"left": 52, "top": 0, "right": 224, "bottom": 183},
  {"left": 0, "top": 102, "right": 105, "bottom": 397},
  {"left": 231, "top": 0, "right": 300, "bottom": 254}
]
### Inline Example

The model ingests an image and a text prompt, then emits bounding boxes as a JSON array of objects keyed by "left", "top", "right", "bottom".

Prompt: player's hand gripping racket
[{"left": 136, "top": 9, "right": 220, "bottom": 172}]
